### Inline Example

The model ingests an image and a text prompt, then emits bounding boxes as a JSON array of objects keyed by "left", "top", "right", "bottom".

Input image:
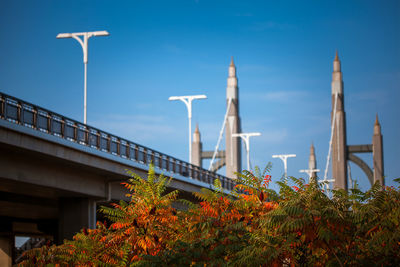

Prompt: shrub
[{"left": 19, "top": 166, "right": 400, "bottom": 266}]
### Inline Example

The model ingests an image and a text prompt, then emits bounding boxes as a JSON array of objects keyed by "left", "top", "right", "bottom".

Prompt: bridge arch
[
  {"left": 211, "top": 158, "right": 226, "bottom": 172},
  {"left": 347, "top": 153, "right": 374, "bottom": 186}
]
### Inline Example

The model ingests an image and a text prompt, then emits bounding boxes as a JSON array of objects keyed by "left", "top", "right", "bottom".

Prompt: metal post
[
  {"left": 84, "top": 61, "right": 87, "bottom": 124},
  {"left": 232, "top": 132, "right": 261, "bottom": 171},
  {"left": 188, "top": 110, "right": 191, "bottom": 163},
  {"left": 57, "top": 31, "right": 109, "bottom": 124},
  {"left": 168, "top": 95, "right": 207, "bottom": 163},
  {"left": 247, "top": 141, "right": 250, "bottom": 171}
]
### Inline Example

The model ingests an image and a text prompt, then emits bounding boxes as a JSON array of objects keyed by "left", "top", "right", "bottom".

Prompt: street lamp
[
  {"left": 56, "top": 31, "right": 110, "bottom": 124},
  {"left": 232, "top": 132, "right": 261, "bottom": 171},
  {"left": 318, "top": 178, "right": 335, "bottom": 197},
  {"left": 169, "top": 95, "right": 207, "bottom": 163},
  {"left": 272, "top": 154, "right": 296, "bottom": 179}
]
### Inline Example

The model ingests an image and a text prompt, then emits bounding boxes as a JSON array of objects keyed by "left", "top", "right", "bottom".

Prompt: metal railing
[{"left": 0, "top": 92, "right": 235, "bottom": 191}]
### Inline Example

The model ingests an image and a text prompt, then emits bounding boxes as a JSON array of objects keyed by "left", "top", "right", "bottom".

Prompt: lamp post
[
  {"left": 272, "top": 154, "right": 296, "bottom": 179},
  {"left": 56, "top": 31, "right": 109, "bottom": 124},
  {"left": 318, "top": 178, "right": 335, "bottom": 197},
  {"left": 169, "top": 95, "right": 207, "bottom": 163},
  {"left": 232, "top": 132, "right": 261, "bottom": 171}
]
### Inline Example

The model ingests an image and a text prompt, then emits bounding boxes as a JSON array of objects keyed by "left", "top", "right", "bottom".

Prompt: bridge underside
[{"left": 0, "top": 123, "right": 204, "bottom": 265}]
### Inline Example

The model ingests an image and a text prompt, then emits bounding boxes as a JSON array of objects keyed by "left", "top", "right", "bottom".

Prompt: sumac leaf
[
  {"left": 259, "top": 192, "right": 264, "bottom": 202},
  {"left": 150, "top": 207, "right": 156, "bottom": 215}
]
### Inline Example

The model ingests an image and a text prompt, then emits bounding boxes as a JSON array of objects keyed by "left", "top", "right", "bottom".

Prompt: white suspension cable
[
  {"left": 323, "top": 92, "right": 338, "bottom": 181},
  {"left": 209, "top": 98, "right": 233, "bottom": 170},
  {"left": 348, "top": 162, "right": 353, "bottom": 189}
]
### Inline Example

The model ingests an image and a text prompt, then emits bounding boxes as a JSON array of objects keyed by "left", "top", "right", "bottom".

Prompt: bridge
[{"left": 0, "top": 92, "right": 235, "bottom": 265}]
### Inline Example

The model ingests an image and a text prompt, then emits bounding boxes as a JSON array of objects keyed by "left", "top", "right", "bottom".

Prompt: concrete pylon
[
  {"left": 331, "top": 51, "right": 348, "bottom": 190},
  {"left": 190, "top": 58, "right": 241, "bottom": 178},
  {"left": 309, "top": 143, "right": 317, "bottom": 179},
  {"left": 225, "top": 57, "right": 242, "bottom": 178},
  {"left": 372, "top": 115, "right": 384, "bottom": 185},
  {"left": 192, "top": 124, "right": 203, "bottom": 167}
]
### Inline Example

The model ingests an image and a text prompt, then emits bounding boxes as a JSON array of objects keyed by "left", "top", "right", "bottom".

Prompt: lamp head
[
  {"left": 168, "top": 96, "right": 180, "bottom": 101},
  {"left": 191, "top": 94, "right": 207, "bottom": 100},
  {"left": 169, "top": 95, "right": 207, "bottom": 101},
  {"left": 57, "top": 31, "right": 110, "bottom": 39},
  {"left": 92, "top": 31, "right": 110, "bottom": 37},
  {"left": 56, "top": 33, "right": 73, "bottom": 39}
]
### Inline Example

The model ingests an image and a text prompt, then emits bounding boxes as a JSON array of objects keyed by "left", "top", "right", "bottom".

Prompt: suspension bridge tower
[
  {"left": 331, "top": 51, "right": 348, "bottom": 189},
  {"left": 326, "top": 51, "right": 384, "bottom": 190},
  {"left": 191, "top": 57, "right": 242, "bottom": 179},
  {"left": 225, "top": 57, "right": 242, "bottom": 178}
]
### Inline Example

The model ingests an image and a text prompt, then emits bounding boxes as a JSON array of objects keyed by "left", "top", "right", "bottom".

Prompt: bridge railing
[{"left": 0, "top": 92, "right": 235, "bottom": 191}]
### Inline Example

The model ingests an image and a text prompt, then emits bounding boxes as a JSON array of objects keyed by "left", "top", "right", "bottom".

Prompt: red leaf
[
  {"left": 150, "top": 207, "right": 156, "bottom": 215},
  {"left": 259, "top": 192, "right": 264, "bottom": 202}
]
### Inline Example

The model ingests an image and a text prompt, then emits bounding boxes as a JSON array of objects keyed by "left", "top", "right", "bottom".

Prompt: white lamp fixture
[
  {"left": 168, "top": 95, "right": 207, "bottom": 163},
  {"left": 299, "top": 168, "right": 320, "bottom": 180},
  {"left": 272, "top": 154, "right": 296, "bottom": 179},
  {"left": 232, "top": 132, "right": 261, "bottom": 171},
  {"left": 57, "top": 31, "right": 110, "bottom": 124}
]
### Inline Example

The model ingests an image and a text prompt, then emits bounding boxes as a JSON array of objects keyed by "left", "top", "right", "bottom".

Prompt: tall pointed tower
[
  {"left": 309, "top": 143, "right": 317, "bottom": 180},
  {"left": 331, "top": 51, "right": 348, "bottom": 189},
  {"left": 225, "top": 57, "right": 242, "bottom": 178},
  {"left": 372, "top": 115, "right": 384, "bottom": 185},
  {"left": 192, "top": 124, "right": 203, "bottom": 168}
]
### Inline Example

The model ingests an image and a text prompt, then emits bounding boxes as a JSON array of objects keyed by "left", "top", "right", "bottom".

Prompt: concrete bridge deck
[{"left": 0, "top": 92, "right": 235, "bottom": 265}]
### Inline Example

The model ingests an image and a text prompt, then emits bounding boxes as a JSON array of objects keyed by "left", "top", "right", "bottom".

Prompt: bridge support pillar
[
  {"left": 372, "top": 115, "right": 384, "bottom": 186},
  {"left": 0, "top": 235, "right": 12, "bottom": 267},
  {"left": 58, "top": 198, "right": 96, "bottom": 243}
]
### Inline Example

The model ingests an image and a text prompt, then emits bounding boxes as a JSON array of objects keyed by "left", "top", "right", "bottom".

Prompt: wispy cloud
[
  {"left": 91, "top": 114, "right": 179, "bottom": 144},
  {"left": 349, "top": 90, "right": 388, "bottom": 104},
  {"left": 244, "top": 90, "right": 309, "bottom": 102},
  {"left": 257, "top": 129, "right": 289, "bottom": 145}
]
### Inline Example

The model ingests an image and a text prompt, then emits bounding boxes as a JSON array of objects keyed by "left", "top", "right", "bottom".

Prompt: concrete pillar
[
  {"left": 191, "top": 124, "right": 203, "bottom": 167},
  {"left": 58, "top": 198, "right": 96, "bottom": 243},
  {"left": 331, "top": 51, "right": 348, "bottom": 190},
  {"left": 372, "top": 115, "right": 384, "bottom": 186},
  {"left": 308, "top": 143, "right": 317, "bottom": 179},
  {"left": 225, "top": 57, "right": 242, "bottom": 178},
  {"left": 0, "top": 235, "right": 12, "bottom": 267}
]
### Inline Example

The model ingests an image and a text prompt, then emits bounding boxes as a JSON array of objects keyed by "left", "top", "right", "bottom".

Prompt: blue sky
[{"left": 1, "top": 0, "right": 399, "bottom": 192}]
